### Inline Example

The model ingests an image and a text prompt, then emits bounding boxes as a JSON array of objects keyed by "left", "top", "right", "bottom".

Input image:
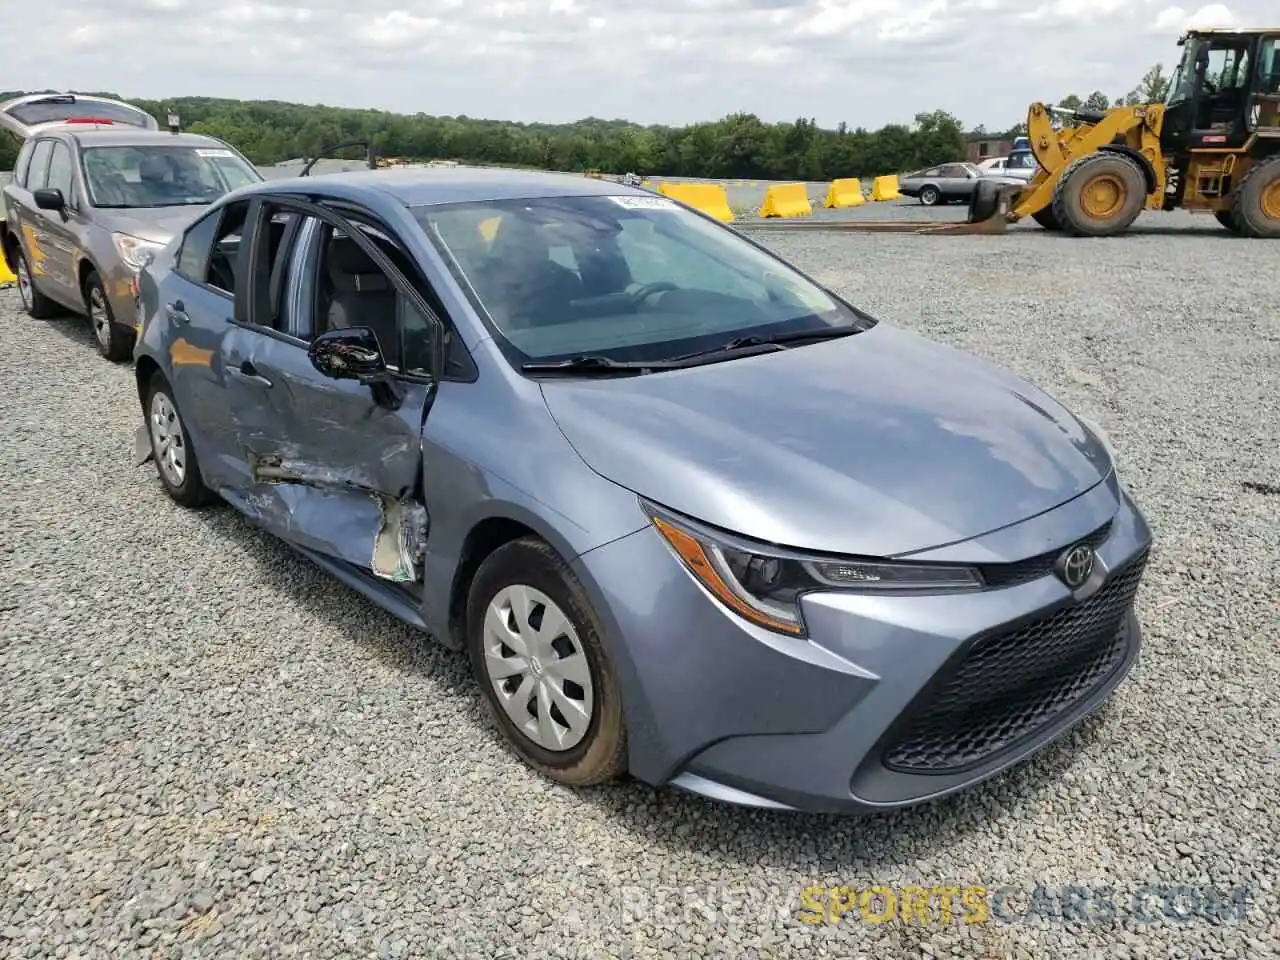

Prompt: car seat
[
  {"left": 323, "top": 235, "right": 400, "bottom": 361},
  {"left": 481, "top": 215, "right": 583, "bottom": 329}
]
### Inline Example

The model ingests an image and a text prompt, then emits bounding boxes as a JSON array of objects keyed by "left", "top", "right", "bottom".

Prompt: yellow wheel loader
[{"left": 1009, "top": 28, "right": 1280, "bottom": 237}]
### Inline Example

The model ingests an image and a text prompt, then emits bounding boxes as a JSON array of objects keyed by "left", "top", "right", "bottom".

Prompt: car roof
[
  {"left": 54, "top": 130, "right": 236, "bottom": 149},
  {"left": 238, "top": 166, "right": 654, "bottom": 207}
]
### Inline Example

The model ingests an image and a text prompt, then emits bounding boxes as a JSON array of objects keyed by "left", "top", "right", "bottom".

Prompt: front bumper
[{"left": 572, "top": 475, "right": 1153, "bottom": 814}]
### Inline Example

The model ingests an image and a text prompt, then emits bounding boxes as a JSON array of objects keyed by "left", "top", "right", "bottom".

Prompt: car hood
[
  {"left": 94, "top": 206, "right": 208, "bottom": 244},
  {"left": 540, "top": 324, "right": 1112, "bottom": 558}
]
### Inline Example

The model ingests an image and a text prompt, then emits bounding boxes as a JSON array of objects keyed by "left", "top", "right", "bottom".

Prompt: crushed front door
[{"left": 219, "top": 201, "right": 440, "bottom": 584}]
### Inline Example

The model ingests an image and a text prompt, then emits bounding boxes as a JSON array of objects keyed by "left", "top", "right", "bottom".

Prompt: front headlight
[
  {"left": 111, "top": 233, "right": 164, "bottom": 272},
  {"left": 643, "top": 502, "right": 983, "bottom": 637}
]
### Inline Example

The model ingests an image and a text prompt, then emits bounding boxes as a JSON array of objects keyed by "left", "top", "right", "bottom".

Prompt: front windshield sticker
[
  {"left": 195, "top": 148, "right": 235, "bottom": 158},
  {"left": 609, "top": 195, "right": 678, "bottom": 210}
]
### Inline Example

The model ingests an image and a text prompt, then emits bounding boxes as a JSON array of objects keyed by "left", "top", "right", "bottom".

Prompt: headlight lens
[
  {"left": 111, "top": 233, "right": 164, "bottom": 271},
  {"left": 644, "top": 503, "right": 983, "bottom": 637}
]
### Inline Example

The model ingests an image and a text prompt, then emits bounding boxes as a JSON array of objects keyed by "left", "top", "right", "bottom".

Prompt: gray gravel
[{"left": 2, "top": 212, "right": 1279, "bottom": 960}]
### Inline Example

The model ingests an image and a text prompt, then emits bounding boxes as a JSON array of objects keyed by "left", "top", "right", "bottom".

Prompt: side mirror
[
  {"left": 308, "top": 327, "right": 387, "bottom": 381},
  {"left": 307, "top": 327, "right": 405, "bottom": 410},
  {"left": 33, "top": 188, "right": 65, "bottom": 212}
]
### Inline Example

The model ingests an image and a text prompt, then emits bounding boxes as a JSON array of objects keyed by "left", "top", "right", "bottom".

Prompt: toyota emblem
[{"left": 1056, "top": 543, "right": 1095, "bottom": 589}]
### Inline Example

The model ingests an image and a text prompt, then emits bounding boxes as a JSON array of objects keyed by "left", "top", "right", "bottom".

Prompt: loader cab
[{"left": 1162, "top": 30, "right": 1280, "bottom": 150}]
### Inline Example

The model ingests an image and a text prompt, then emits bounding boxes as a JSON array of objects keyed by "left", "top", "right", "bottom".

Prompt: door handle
[
  {"left": 228, "top": 360, "right": 272, "bottom": 388},
  {"left": 165, "top": 300, "right": 189, "bottom": 324}
]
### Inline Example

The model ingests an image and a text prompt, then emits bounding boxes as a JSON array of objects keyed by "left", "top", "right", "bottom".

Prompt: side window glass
[
  {"left": 176, "top": 210, "right": 222, "bottom": 284},
  {"left": 46, "top": 143, "right": 74, "bottom": 201},
  {"left": 279, "top": 215, "right": 323, "bottom": 341},
  {"left": 14, "top": 141, "right": 34, "bottom": 187},
  {"left": 26, "top": 140, "right": 54, "bottom": 191}
]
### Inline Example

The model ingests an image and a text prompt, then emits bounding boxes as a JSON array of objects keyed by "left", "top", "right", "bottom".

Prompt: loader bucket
[{"left": 735, "top": 178, "right": 1022, "bottom": 235}]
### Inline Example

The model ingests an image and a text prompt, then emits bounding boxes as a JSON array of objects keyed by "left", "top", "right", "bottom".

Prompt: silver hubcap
[
  {"left": 483, "top": 584, "right": 594, "bottom": 752},
  {"left": 89, "top": 286, "right": 110, "bottom": 347},
  {"left": 16, "top": 258, "right": 32, "bottom": 310},
  {"left": 149, "top": 391, "right": 187, "bottom": 487}
]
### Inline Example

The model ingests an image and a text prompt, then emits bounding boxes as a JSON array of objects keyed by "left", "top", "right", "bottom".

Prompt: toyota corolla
[{"left": 131, "top": 169, "right": 1153, "bottom": 813}]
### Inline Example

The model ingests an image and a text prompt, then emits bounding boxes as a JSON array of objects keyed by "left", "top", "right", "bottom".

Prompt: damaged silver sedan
[{"left": 132, "top": 169, "right": 1152, "bottom": 813}]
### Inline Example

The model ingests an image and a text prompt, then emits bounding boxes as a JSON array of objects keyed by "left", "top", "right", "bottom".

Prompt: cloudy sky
[{"left": 4, "top": 0, "right": 1272, "bottom": 131}]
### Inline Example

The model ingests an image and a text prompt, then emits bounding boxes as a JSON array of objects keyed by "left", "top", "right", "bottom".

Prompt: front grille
[
  {"left": 883, "top": 547, "right": 1148, "bottom": 774},
  {"left": 978, "top": 521, "right": 1114, "bottom": 588}
]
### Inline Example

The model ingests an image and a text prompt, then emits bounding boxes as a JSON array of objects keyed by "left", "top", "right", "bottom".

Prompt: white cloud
[{"left": 3, "top": 0, "right": 1273, "bottom": 131}]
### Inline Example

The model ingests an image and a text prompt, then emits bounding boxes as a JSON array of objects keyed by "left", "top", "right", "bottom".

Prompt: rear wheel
[
  {"left": 1214, "top": 210, "right": 1241, "bottom": 233},
  {"left": 1230, "top": 156, "right": 1280, "bottom": 238},
  {"left": 13, "top": 247, "right": 59, "bottom": 319},
  {"left": 1051, "top": 153, "right": 1148, "bottom": 237},
  {"left": 144, "top": 371, "right": 217, "bottom": 508},
  {"left": 920, "top": 185, "right": 940, "bottom": 206}
]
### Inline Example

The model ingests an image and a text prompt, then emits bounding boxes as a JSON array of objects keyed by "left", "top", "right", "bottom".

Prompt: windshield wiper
[
  {"left": 667, "top": 326, "right": 861, "bottom": 363},
  {"left": 520, "top": 355, "right": 682, "bottom": 375}
]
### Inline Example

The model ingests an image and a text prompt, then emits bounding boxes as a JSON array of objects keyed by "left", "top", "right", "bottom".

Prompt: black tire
[
  {"left": 1032, "top": 206, "right": 1064, "bottom": 231},
  {"left": 1214, "top": 210, "right": 1241, "bottom": 233},
  {"left": 84, "top": 269, "right": 133, "bottom": 362},
  {"left": 143, "top": 371, "right": 217, "bottom": 508},
  {"left": 1051, "top": 153, "right": 1148, "bottom": 237},
  {"left": 466, "top": 536, "right": 627, "bottom": 787},
  {"left": 12, "top": 246, "right": 60, "bottom": 319},
  {"left": 920, "top": 185, "right": 940, "bottom": 206},
  {"left": 1230, "top": 156, "right": 1280, "bottom": 239}
]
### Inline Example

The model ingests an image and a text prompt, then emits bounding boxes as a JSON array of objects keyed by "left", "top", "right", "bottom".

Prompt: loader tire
[
  {"left": 1051, "top": 153, "right": 1147, "bottom": 237},
  {"left": 1214, "top": 210, "right": 1241, "bottom": 233},
  {"left": 1230, "top": 156, "right": 1280, "bottom": 238},
  {"left": 1032, "top": 207, "right": 1063, "bottom": 231}
]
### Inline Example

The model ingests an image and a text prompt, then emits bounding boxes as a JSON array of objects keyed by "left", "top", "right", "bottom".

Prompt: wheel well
[
  {"left": 1095, "top": 145, "right": 1157, "bottom": 195},
  {"left": 134, "top": 356, "right": 161, "bottom": 411},
  {"left": 1, "top": 225, "right": 17, "bottom": 271},
  {"left": 447, "top": 517, "right": 539, "bottom": 646},
  {"left": 77, "top": 258, "right": 98, "bottom": 296}
]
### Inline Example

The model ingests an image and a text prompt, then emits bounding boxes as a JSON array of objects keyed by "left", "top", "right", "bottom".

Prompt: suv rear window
[{"left": 5, "top": 96, "right": 154, "bottom": 129}]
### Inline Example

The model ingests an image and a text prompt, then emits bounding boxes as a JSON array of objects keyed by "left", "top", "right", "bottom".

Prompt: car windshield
[
  {"left": 80, "top": 144, "right": 261, "bottom": 208},
  {"left": 414, "top": 193, "right": 872, "bottom": 367}
]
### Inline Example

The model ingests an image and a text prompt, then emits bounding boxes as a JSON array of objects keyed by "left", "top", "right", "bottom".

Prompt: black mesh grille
[
  {"left": 977, "top": 521, "right": 1114, "bottom": 589},
  {"left": 883, "top": 547, "right": 1148, "bottom": 774}
]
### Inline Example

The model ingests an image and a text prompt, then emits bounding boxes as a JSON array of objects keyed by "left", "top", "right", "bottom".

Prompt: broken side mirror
[
  {"left": 33, "top": 188, "right": 65, "bottom": 212},
  {"left": 308, "top": 327, "right": 404, "bottom": 410}
]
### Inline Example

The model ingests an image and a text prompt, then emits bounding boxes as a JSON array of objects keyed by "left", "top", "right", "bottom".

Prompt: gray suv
[{"left": 2, "top": 126, "right": 262, "bottom": 360}]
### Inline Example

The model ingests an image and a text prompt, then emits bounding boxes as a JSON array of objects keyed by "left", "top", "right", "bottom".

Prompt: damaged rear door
[{"left": 218, "top": 195, "right": 445, "bottom": 585}]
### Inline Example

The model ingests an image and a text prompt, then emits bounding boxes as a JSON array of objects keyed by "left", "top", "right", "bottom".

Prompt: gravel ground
[{"left": 1, "top": 215, "right": 1278, "bottom": 960}]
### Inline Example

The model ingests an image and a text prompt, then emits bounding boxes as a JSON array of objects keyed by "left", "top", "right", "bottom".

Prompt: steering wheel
[{"left": 629, "top": 281, "right": 678, "bottom": 305}]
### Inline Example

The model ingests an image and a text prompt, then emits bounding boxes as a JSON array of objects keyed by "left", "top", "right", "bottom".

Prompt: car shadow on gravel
[
  {"left": 183, "top": 495, "right": 1113, "bottom": 869},
  {"left": 187, "top": 502, "right": 476, "bottom": 697}
]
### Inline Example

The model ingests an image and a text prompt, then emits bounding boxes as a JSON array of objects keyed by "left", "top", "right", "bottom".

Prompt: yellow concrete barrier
[
  {"left": 758, "top": 183, "right": 813, "bottom": 218},
  {"left": 657, "top": 182, "right": 735, "bottom": 222},
  {"left": 0, "top": 257, "right": 15, "bottom": 287},
  {"left": 824, "top": 178, "right": 866, "bottom": 208},
  {"left": 871, "top": 175, "right": 902, "bottom": 201}
]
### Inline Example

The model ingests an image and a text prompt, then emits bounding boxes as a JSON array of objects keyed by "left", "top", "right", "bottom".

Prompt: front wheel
[
  {"left": 1051, "top": 153, "right": 1148, "bottom": 237},
  {"left": 466, "top": 537, "right": 627, "bottom": 787},
  {"left": 85, "top": 270, "right": 132, "bottom": 362},
  {"left": 920, "top": 185, "right": 940, "bottom": 206}
]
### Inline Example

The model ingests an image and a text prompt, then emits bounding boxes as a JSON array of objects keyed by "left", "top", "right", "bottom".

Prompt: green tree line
[
  {"left": 1, "top": 90, "right": 973, "bottom": 180},
  {"left": 0, "top": 62, "right": 1167, "bottom": 179}
]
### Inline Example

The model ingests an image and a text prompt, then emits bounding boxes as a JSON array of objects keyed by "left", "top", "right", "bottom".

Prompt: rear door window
[{"left": 26, "top": 140, "right": 54, "bottom": 191}]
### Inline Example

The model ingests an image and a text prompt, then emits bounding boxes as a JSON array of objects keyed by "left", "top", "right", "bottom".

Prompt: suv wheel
[
  {"left": 466, "top": 537, "right": 627, "bottom": 787},
  {"left": 85, "top": 270, "right": 132, "bottom": 362},
  {"left": 13, "top": 247, "right": 59, "bottom": 319},
  {"left": 144, "top": 371, "right": 217, "bottom": 508}
]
